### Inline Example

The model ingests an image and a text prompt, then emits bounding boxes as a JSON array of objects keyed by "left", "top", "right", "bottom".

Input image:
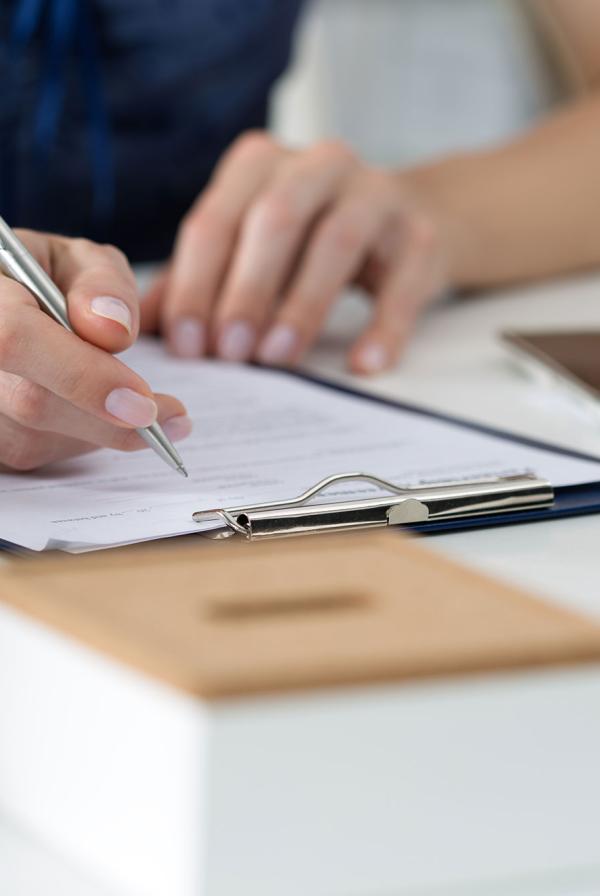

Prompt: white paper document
[{"left": 1, "top": 339, "right": 600, "bottom": 552}]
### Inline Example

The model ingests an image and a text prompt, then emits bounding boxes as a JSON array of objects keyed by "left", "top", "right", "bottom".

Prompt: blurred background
[{"left": 272, "top": 0, "right": 571, "bottom": 164}]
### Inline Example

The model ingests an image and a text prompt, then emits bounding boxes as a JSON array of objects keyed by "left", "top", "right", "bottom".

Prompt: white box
[{"left": 2, "top": 535, "right": 600, "bottom": 895}]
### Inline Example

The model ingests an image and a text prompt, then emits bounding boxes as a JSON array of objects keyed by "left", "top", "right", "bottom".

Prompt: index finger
[
  {"left": 0, "top": 281, "right": 164, "bottom": 430},
  {"left": 163, "top": 132, "right": 283, "bottom": 357}
]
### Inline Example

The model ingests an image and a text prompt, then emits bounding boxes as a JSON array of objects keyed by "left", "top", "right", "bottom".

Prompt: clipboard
[{"left": 193, "top": 370, "right": 600, "bottom": 540}]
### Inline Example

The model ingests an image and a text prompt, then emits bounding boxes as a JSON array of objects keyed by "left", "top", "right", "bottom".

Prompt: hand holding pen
[{"left": 0, "top": 221, "right": 190, "bottom": 474}]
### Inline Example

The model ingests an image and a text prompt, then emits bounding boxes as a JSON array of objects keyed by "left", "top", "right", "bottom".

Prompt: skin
[
  {"left": 141, "top": 135, "right": 447, "bottom": 375},
  {"left": 0, "top": 233, "right": 188, "bottom": 471},
  {"left": 1, "top": 0, "right": 599, "bottom": 472},
  {"left": 141, "top": 0, "right": 600, "bottom": 374}
]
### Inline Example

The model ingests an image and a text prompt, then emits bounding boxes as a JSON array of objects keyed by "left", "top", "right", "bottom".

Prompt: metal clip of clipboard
[{"left": 193, "top": 472, "right": 554, "bottom": 540}]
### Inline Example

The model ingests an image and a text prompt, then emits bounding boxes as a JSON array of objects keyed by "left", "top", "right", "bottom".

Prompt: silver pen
[{"left": 0, "top": 216, "right": 188, "bottom": 477}]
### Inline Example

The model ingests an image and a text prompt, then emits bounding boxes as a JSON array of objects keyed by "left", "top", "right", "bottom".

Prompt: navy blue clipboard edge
[{"left": 287, "top": 368, "right": 600, "bottom": 535}]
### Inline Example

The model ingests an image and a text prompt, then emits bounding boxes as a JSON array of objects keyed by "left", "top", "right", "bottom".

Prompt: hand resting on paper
[{"left": 142, "top": 133, "right": 449, "bottom": 376}]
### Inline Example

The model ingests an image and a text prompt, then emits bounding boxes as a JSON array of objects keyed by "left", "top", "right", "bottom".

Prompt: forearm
[{"left": 404, "top": 91, "right": 600, "bottom": 290}]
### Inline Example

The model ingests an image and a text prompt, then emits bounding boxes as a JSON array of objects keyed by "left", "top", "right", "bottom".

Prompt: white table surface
[{"left": 3, "top": 272, "right": 600, "bottom": 895}]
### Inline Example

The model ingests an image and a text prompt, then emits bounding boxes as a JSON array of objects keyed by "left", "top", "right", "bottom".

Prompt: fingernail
[
  {"left": 105, "top": 388, "right": 158, "bottom": 427},
  {"left": 358, "top": 342, "right": 387, "bottom": 374},
  {"left": 171, "top": 318, "right": 205, "bottom": 358},
  {"left": 91, "top": 296, "right": 132, "bottom": 334},
  {"left": 258, "top": 324, "right": 298, "bottom": 365},
  {"left": 161, "top": 414, "right": 193, "bottom": 442},
  {"left": 218, "top": 320, "right": 255, "bottom": 362}
]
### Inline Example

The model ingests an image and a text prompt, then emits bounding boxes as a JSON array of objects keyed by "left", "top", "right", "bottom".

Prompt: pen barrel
[{"left": 0, "top": 217, "right": 71, "bottom": 330}]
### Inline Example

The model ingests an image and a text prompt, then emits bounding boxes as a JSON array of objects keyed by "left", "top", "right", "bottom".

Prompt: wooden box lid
[{"left": 1, "top": 532, "right": 599, "bottom": 698}]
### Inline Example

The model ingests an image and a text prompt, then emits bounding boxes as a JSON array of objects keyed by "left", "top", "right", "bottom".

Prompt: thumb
[
  {"left": 49, "top": 236, "right": 140, "bottom": 354},
  {"left": 348, "top": 217, "right": 441, "bottom": 375}
]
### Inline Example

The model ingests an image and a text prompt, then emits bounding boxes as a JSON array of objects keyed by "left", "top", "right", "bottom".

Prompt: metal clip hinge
[{"left": 193, "top": 471, "right": 554, "bottom": 541}]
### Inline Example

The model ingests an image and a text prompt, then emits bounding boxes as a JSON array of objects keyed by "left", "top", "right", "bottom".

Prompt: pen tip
[{"left": 177, "top": 466, "right": 189, "bottom": 478}]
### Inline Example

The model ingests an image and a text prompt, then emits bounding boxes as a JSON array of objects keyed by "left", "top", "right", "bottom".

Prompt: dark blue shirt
[{"left": 0, "top": 1, "right": 303, "bottom": 261}]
